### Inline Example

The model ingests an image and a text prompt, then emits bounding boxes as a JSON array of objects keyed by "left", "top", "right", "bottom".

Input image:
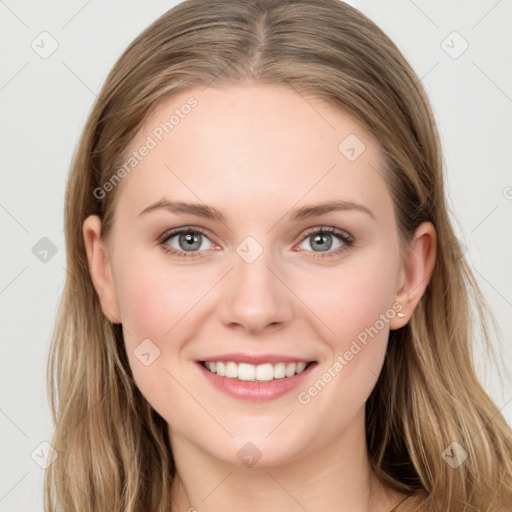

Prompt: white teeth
[
  {"left": 225, "top": 361, "right": 237, "bottom": 378},
  {"left": 238, "top": 363, "right": 256, "bottom": 381},
  {"left": 255, "top": 363, "right": 273, "bottom": 381},
  {"left": 296, "top": 362, "right": 307, "bottom": 373},
  {"left": 273, "top": 362, "right": 286, "bottom": 379},
  {"left": 285, "top": 362, "right": 296, "bottom": 377},
  {"left": 202, "top": 360, "right": 311, "bottom": 381}
]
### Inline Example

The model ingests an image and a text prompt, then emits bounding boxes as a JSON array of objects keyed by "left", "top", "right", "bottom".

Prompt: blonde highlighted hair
[{"left": 45, "top": 0, "right": 512, "bottom": 510}]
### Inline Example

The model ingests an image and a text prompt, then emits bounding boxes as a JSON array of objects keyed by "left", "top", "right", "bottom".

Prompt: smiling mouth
[{"left": 200, "top": 360, "right": 317, "bottom": 382}]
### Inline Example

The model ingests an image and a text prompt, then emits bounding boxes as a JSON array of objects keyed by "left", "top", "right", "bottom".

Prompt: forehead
[{"left": 113, "top": 84, "right": 392, "bottom": 223}]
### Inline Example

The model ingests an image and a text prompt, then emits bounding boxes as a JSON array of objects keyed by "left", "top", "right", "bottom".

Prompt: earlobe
[
  {"left": 389, "top": 222, "right": 437, "bottom": 330},
  {"left": 82, "top": 215, "right": 122, "bottom": 324}
]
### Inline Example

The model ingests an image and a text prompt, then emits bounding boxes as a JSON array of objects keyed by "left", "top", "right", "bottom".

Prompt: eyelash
[{"left": 158, "top": 225, "right": 355, "bottom": 260}]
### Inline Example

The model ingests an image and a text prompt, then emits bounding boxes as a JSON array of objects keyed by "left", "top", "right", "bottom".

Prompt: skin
[{"left": 83, "top": 84, "right": 436, "bottom": 512}]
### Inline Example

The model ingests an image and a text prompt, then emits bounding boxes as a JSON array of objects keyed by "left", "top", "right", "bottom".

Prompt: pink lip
[
  {"left": 198, "top": 353, "right": 315, "bottom": 365},
  {"left": 196, "top": 361, "right": 318, "bottom": 402}
]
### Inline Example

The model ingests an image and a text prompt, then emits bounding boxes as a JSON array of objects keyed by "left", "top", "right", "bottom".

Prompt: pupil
[
  {"left": 180, "top": 232, "right": 201, "bottom": 251},
  {"left": 312, "top": 233, "right": 331, "bottom": 252}
]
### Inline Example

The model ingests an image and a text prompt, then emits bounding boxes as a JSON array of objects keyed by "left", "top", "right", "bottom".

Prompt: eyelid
[
  {"left": 158, "top": 225, "right": 210, "bottom": 245},
  {"left": 158, "top": 224, "right": 355, "bottom": 259},
  {"left": 299, "top": 225, "right": 354, "bottom": 243}
]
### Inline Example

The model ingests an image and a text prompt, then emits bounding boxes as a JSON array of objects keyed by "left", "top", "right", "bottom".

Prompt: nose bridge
[{"left": 218, "top": 234, "right": 293, "bottom": 332}]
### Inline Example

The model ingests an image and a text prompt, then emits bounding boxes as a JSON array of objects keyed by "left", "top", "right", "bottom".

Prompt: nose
[{"left": 218, "top": 246, "right": 294, "bottom": 335}]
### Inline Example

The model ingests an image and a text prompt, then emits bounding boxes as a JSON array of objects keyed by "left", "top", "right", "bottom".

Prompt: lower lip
[{"left": 196, "top": 362, "right": 317, "bottom": 402}]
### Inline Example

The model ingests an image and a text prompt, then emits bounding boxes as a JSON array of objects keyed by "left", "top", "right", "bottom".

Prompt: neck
[{"left": 168, "top": 408, "right": 405, "bottom": 512}]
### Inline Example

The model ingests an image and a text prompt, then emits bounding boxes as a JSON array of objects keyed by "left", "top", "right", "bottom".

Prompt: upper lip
[{"left": 198, "top": 353, "right": 316, "bottom": 365}]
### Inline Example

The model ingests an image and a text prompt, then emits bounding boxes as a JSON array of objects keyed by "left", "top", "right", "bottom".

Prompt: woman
[{"left": 45, "top": 0, "right": 512, "bottom": 511}]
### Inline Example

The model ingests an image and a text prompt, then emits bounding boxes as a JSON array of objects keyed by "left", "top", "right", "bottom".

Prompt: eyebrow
[{"left": 138, "top": 199, "right": 376, "bottom": 222}]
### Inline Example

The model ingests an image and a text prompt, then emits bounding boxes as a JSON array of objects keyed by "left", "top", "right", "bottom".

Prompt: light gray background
[{"left": 1, "top": 1, "right": 511, "bottom": 510}]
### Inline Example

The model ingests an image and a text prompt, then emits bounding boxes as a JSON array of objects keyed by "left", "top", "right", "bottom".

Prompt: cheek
[
  {"left": 113, "top": 250, "right": 225, "bottom": 369},
  {"left": 308, "top": 255, "right": 398, "bottom": 349},
  {"left": 114, "top": 247, "right": 208, "bottom": 343},
  {"left": 294, "top": 266, "right": 395, "bottom": 431},
  {"left": 117, "top": 272, "right": 171, "bottom": 342},
  {"left": 113, "top": 258, "right": 202, "bottom": 413},
  {"left": 297, "top": 250, "right": 399, "bottom": 405}
]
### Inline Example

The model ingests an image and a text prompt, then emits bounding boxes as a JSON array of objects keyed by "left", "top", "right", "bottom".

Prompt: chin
[{"left": 212, "top": 433, "right": 315, "bottom": 469}]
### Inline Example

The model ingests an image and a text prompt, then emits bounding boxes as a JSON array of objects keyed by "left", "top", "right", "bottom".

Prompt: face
[{"left": 85, "top": 84, "right": 418, "bottom": 468}]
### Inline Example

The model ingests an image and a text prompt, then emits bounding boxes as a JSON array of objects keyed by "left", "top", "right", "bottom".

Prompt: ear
[
  {"left": 82, "top": 215, "right": 122, "bottom": 324},
  {"left": 389, "top": 221, "right": 436, "bottom": 330}
]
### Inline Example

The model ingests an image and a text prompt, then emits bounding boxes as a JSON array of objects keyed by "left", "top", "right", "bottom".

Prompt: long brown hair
[{"left": 45, "top": 1, "right": 512, "bottom": 510}]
